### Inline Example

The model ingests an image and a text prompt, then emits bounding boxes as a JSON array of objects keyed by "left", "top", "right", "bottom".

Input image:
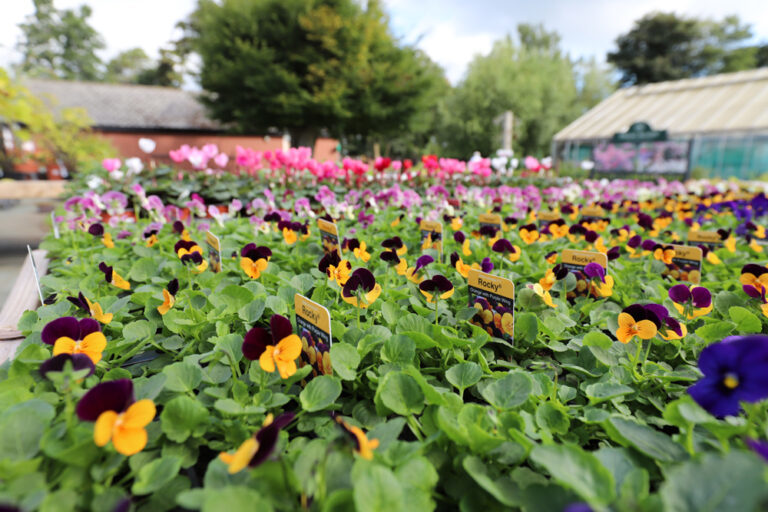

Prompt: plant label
[
  {"left": 478, "top": 213, "right": 503, "bottom": 235},
  {"left": 51, "top": 212, "right": 60, "bottom": 239},
  {"left": 27, "top": 245, "right": 44, "bottom": 304},
  {"left": 561, "top": 249, "right": 608, "bottom": 299},
  {"left": 580, "top": 205, "right": 605, "bottom": 223},
  {"left": 419, "top": 220, "right": 443, "bottom": 256},
  {"left": 687, "top": 230, "right": 724, "bottom": 251},
  {"left": 205, "top": 231, "right": 222, "bottom": 273},
  {"left": 537, "top": 209, "right": 561, "bottom": 228},
  {"left": 666, "top": 244, "right": 703, "bottom": 284},
  {"left": 295, "top": 294, "right": 332, "bottom": 380},
  {"left": 317, "top": 218, "right": 342, "bottom": 258},
  {"left": 468, "top": 269, "right": 515, "bottom": 343}
]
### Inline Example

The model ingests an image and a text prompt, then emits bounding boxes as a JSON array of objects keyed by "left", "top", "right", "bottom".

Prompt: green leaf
[
  {"left": 265, "top": 295, "right": 288, "bottom": 315},
  {"left": 160, "top": 396, "right": 209, "bottom": 443},
  {"left": 129, "top": 257, "right": 158, "bottom": 282},
  {"left": 584, "top": 382, "right": 634, "bottom": 404},
  {"left": 462, "top": 455, "right": 521, "bottom": 506},
  {"left": 163, "top": 362, "right": 203, "bottom": 393},
  {"left": 199, "top": 486, "right": 275, "bottom": 512},
  {"left": 583, "top": 331, "right": 613, "bottom": 349},
  {"left": 714, "top": 291, "right": 745, "bottom": 314},
  {"left": 446, "top": 362, "right": 483, "bottom": 394},
  {"left": 215, "top": 285, "right": 254, "bottom": 314},
  {"left": 237, "top": 299, "right": 266, "bottom": 323},
  {"left": 299, "top": 375, "right": 342, "bottom": 412},
  {"left": 514, "top": 312, "right": 538, "bottom": 342},
  {"left": 381, "top": 302, "right": 398, "bottom": 325},
  {"left": 353, "top": 463, "right": 405, "bottom": 512},
  {"left": 661, "top": 451, "right": 768, "bottom": 512},
  {"left": 530, "top": 444, "right": 615, "bottom": 505},
  {"left": 695, "top": 321, "right": 735, "bottom": 342},
  {"left": 330, "top": 343, "right": 361, "bottom": 381},
  {"left": 378, "top": 371, "right": 424, "bottom": 416},
  {"left": 481, "top": 372, "right": 533, "bottom": 409},
  {"left": 123, "top": 320, "right": 154, "bottom": 342},
  {"left": 132, "top": 456, "right": 182, "bottom": 495},
  {"left": 380, "top": 335, "right": 415, "bottom": 365},
  {"left": 535, "top": 401, "right": 570, "bottom": 434},
  {"left": 0, "top": 400, "right": 55, "bottom": 460},
  {"left": 728, "top": 306, "right": 761, "bottom": 333},
  {"left": 605, "top": 416, "right": 688, "bottom": 462}
]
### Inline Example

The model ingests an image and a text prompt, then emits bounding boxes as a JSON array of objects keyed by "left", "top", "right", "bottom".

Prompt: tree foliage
[
  {"left": 437, "top": 25, "right": 613, "bottom": 158},
  {"left": 608, "top": 12, "right": 758, "bottom": 85},
  {"left": 189, "top": 0, "right": 446, "bottom": 149},
  {"left": 17, "top": 0, "right": 105, "bottom": 81}
]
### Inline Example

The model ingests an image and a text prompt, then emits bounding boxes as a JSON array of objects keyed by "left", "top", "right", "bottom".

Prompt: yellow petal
[
  {"left": 617, "top": 312, "right": 635, "bottom": 329},
  {"left": 259, "top": 346, "right": 276, "bottom": 373},
  {"left": 94, "top": 410, "right": 118, "bottom": 447},
  {"left": 277, "top": 334, "right": 302, "bottom": 362},
  {"left": 112, "top": 426, "right": 148, "bottom": 456},
  {"left": 276, "top": 359, "right": 298, "bottom": 379},
  {"left": 53, "top": 336, "right": 76, "bottom": 356},
  {"left": 224, "top": 437, "right": 259, "bottom": 474},
  {"left": 122, "top": 400, "right": 156, "bottom": 429},
  {"left": 636, "top": 320, "right": 657, "bottom": 340}
]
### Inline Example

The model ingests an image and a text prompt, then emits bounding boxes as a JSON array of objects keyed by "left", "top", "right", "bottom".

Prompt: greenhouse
[{"left": 554, "top": 68, "right": 768, "bottom": 179}]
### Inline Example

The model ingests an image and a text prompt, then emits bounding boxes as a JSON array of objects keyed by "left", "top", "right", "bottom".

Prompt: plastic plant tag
[
  {"left": 317, "top": 218, "right": 342, "bottom": 258},
  {"left": 687, "top": 230, "right": 724, "bottom": 251},
  {"left": 561, "top": 249, "right": 608, "bottom": 299},
  {"left": 665, "top": 244, "right": 703, "bottom": 284},
  {"left": 419, "top": 220, "right": 443, "bottom": 256},
  {"left": 27, "top": 245, "right": 44, "bottom": 304},
  {"left": 467, "top": 269, "right": 514, "bottom": 343},
  {"left": 295, "top": 293, "right": 332, "bottom": 380},
  {"left": 205, "top": 231, "right": 222, "bottom": 273},
  {"left": 580, "top": 205, "right": 605, "bottom": 223},
  {"left": 537, "top": 209, "right": 561, "bottom": 228},
  {"left": 478, "top": 213, "right": 503, "bottom": 234}
]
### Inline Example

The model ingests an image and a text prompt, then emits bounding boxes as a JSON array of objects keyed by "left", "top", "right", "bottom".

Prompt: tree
[
  {"left": 16, "top": 0, "right": 105, "bottom": 81},
  {"left": 188, "top": 0, "right": 446, "bottom": 150},
  {"left": 437, "top": 25, "right": 612, "bottom": 158},
  {"left": 608, "top": 12, "right": 755, "bottom": 85},
  {"left": 104, "top": 48, "right": 152, "bottom": 83}
]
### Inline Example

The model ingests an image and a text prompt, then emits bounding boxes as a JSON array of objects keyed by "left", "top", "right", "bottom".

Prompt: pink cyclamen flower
[
  {"left": 169, "top": 144, "right": 191, "bottom": 163},
  {"left": 524, "top": 156, "right": 540, "bottom": 172},
  {"left": 102, "top": 158, "right": 121, "bottom": 172}
]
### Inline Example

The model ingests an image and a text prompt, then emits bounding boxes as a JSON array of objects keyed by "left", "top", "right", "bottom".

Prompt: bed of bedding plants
[{"left": 3, "top": 175, "right": 768, "bottom": 512}]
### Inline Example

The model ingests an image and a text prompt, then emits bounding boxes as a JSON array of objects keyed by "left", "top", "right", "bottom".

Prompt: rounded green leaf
[
  {"left": 299, "top": 375, "right": 342, "bottom": 412},
  {"left": 378, "top": 371, "right": 424, "bottom": 416}
]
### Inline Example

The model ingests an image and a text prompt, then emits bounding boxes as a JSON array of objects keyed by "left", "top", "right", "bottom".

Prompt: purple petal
[
  {"left": 88, "top": 223, "right": 104, "bottom": 237},
  {"left": 691, "top": 287, "right": 712, "bottom": 308},
  {"left": 668, "top": 284, "right": 692, "bottom": 304},
  {"left": 627, "top": 235, "right": 642, "bottom": 248},
  {"left": 743, "top": 284, "right": 763, "bottom": 299},
  {"left": 665, "top": 317, "right": 684, "bottom": 337},
  {"left": 76, "top": 379, "right": 134, "bottom": 421},
  {"left": 688, "top": 377, "right": 741, "bottom": 418},
  {"left": 641, "top": 239, "right": 657, "bottom": 251},
  {"left": 351, "top": 268, "right": 375, "bottom": 290},
  {"left": 78, "top": 318, "right": 101, "bottom": 339},
  {"left": 250, "top": 412, "right": 295, "bottom": 467},
  {"left": 481, "top": 257, "right": 494, "bottom": 273},
  {"left": 746, "top": 439, "right": 768, "bottom": 463},
  {"left": 491, "top": 239, "right": 513, "bottom": 253},
  {"left": 40, "top": 353, "right": 95, "bottom": 378},
  {"left": 41, "top": 317, "right": 80, "bottom": 345},
  {"left": 583, "top": 262, "right": 604, "bottom": 280},
  {"left": 453, "top": 231, "right": 466, "bottom": 243},
  {"left": 242, "top": 327, "right": 271, "bottom": 360},
  {"left": 644, "top": 303, "right": 668, "bottom": 324},
  {"left": 270, "top": 314, "right": 293, "bottom": 343},
  {"left": 168, "top": 279, "right": 179, "bottom": 296},
  {"left": 413, "top": 255, "right": 434, "bottom": 273},
  {"left": 432, "top": 275, "right": 454, "bottom": 292}
]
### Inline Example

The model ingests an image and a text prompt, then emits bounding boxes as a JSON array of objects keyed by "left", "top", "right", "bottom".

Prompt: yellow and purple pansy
[{"left": 42, "top": 316, "right": 107, "bottom": 364}]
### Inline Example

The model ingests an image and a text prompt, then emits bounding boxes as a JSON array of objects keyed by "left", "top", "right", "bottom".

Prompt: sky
[{"left": 1, "top": 0, "right": 767, "bottom": 85}]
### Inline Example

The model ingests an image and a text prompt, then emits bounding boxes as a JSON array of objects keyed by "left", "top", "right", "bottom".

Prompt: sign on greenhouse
[{"left": 592, "top": 121, "right": 690, "bottom": 178}]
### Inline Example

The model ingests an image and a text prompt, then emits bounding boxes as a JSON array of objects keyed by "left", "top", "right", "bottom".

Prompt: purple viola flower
[
  {"left": 746, "top": 439, "right": 768, "bottom": 463},
  {"left": 413, "top": 255, "right": 434, "bottom": 273},
  {"left": 491, "top": 239, "right": 514, "bottom": 254},
  {"left": 88, "top": 223, "right": 104, "bottom": 237},
  {"left": 76, "top": 379, "right": 135, "bottom": 421},
  {"left": 688, "top": 335, "right": 768, "bottom": 417},
  {"left": 453, "top": 231, "right": 466, "bottom": 244},
  {"left": 358, "top": 210, "right": 374, "bottom": 228},
  {"left": 664, "top": 316, "right": 684, "bottom": 337},
  {"left": 583, "top": 262, "right": 605, "bottom": 282},
  {"left": 627, "top": 234, "right": 642, "bottom": 249},
  {"left": 669, "top": 284, "right": 692, "bottom": 304},
  {"left": 41, "top": 317, "right": 101, "bottom": 346},
  {"left": 481, "top": 257, "right": 493, "bottom": 273},
  {"left": 607, "top": 246, "right": 620, "bottom": 261},
  {"left": 641, "top": 239, "right": 657, "bottom": 251},
  {"left": 584, "top": 230, "right": 599, "bottom": 243},
  {"left": 380, "top": 249, "right": 400, "bottom": 264},
  {"left": 39, "top": 353, "right": 95, "bottom": 379}
]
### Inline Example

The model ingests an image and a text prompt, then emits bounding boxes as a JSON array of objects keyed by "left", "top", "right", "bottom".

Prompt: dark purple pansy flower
[
  {"left": 584, "top": 230, "right": 599, "bottom": 243},
  {"left": 67, "top": 292, "right": 89, "bottom": 313},
  {"left": 419, "top": 275, "right": 454, "bottom": 299},
  {"left": 569, "top": 224, "right": 587, "bottom": 236},
  {"left": 664, "top": 316, "right": 684, "bottom": 337},
  {"left": 449, "top": 252, "right": 461, "bottom": 267},
  {"left": 264, "top": 211, "right": 281, "bottom": 222},
  {"left": 627, "top": 235, "right": 642, "bottom": 248},
  {"left": 167, "top": 278, "right": 179, "bottom": 296},
  {"left": 453, "top": 231, "right": 466, "bottom": 244},
  {"left": 624, "top": 304, "right": 663, "bottom": 328},
  {"left": 76, "top": 379, "right": 135, "bottom": 421},
  {"left": 318, "top": 251, "right": 341, "bottom": 274},
  {"left": 242, "top": 314, "right": 293, "bottom": 361},
  {"left": 344, "top": 238, "right": 361, "bottom": 252},
  {"left": 88, "top": 223, "right": 104, "bottom": 237},
  {"left": 504, "top": 216, "right": 518, "bottom": 225},
  {"left": 637, "top": 213, "right": 653, "bottom": 230},
  {"left": 413, "top": 255, "right": 434, "bottom": 273},
  {"left": 688, "top": 335, "right": 768, "bottom": 417},
  {"left": 41, "top": 316, "right": 101, "bottom": 346},
  {"left": 380, "top": 249, "right": 399, "bottom": 264},
  {"left": 43, "top": 294, "right": 57, "bottom": 305},
  {"left": 98, "top": 262, "right": 114, "bottom": 282},
  {"left": 248, "top": 412, "right": 295, "bottom": 467},
  {"left": 553, "top": 264, "right": 568, "bottom": 280},
  {"left": 641, "top": 239, "right": 657, "bottom": 251},
  {"left": 583, "top": 262, "right": 605, "bottom": 282},
  {"left": 491, "top": 239, "right": 514, "bottom": 254},
  {"left": 241, "top": 243, "right": 272, "bottom": 261},
  {"left": 669, "top": 284, "right": 692, "bottom": 304},
  {"left": 607, "top": 246, "right": 620, "bottom": 261},
  {"left": 481, "top": 257, "right": 493, "bottom": 273},
  {"left": 643, "top": 303, "right": 669, "bottom": 323},
  {"left": 40, "top": 353, "right": 95, "bottom": 378},
  {"left": 173, "top": 220, "right": 185, "bottom": 234},
  {"left": 746, "top": 439, "right": 768, "bottom": 463},
  {"left": 342, "top": 268, "right": 377, "bottom": 298},
  {"left": 743, "top": 284, "right": 765, "bottom": 300},
  {"left": 381, "top": 236, "right": 404, "bottom": 250}
]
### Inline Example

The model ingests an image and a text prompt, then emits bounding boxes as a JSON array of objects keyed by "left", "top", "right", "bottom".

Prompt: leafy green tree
[
  {"left": 608, "top": 12, "right": 755, "bottom": 85},
  {"left": 188, "top": 0, "right": 446, "bottom": 150},
  {"left": 104, "top": 48, "right": 152, "bottom": 83},
  {"left": 438, "top": 25, "right": 611, "bottom": 158},
  {"left": 16, "top": 0, "right": 105, "bottom": 81}
]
